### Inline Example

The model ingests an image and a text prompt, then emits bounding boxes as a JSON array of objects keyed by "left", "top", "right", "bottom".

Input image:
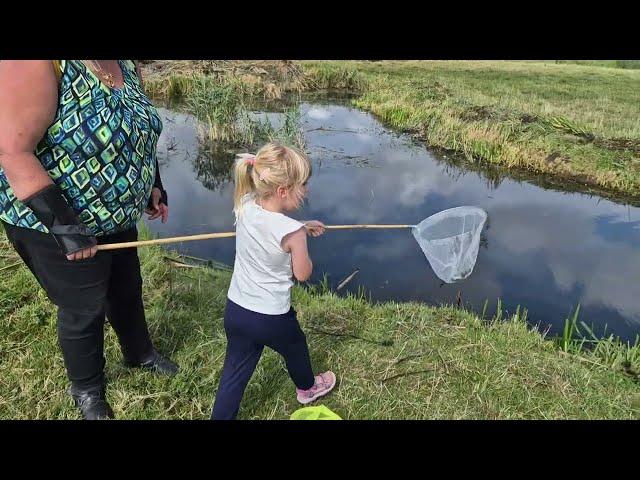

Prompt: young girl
[{"left": 211, "top": 142, "right": 336, "bottom": 420}]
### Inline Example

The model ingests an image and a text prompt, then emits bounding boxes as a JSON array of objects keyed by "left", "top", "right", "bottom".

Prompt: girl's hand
[
  {"left": 282, "top": 228, "right": 312, "bottom": 281},
  {"left": 304, "top": 220, "right": 326, "bottom": 237}
]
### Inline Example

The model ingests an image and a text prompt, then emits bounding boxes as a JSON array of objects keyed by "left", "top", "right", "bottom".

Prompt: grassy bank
[
  {"left": 1, "top": 226, "right": 638, "bottom": 420},
  {"left": 143, "top": 60, "right": 640, "bottom": 200},
  {"left": 302, "top": 61, "right": 640, "bottom": 200}
]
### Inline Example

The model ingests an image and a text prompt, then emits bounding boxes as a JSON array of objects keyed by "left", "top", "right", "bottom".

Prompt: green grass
[
  {"left": 302, "top": 64, "right": 368, "bottom": 91},
  {"left": 1, "top": 226, "right": 638, "bottom": 420},
  {"left": 551, "top": 60, "right": 640, "bottom": 70},
  {"left": 301, "top": 61, "right": 640, "bottom": 199}
]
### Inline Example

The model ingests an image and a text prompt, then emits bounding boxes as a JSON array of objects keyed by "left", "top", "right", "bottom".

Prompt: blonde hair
[{"left": 233, "top": 142, "right": 312, "bottom": 217}]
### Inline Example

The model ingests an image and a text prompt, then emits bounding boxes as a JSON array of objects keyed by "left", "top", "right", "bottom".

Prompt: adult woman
[{"left": 0, "top": 60, "right": 178, "bottom": 420}]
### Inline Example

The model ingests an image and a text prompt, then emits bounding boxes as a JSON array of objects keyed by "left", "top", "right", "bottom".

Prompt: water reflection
[
  {"left": 193, "top": 141, "right": 235, "bottom": 191},
  {"left": 150, "top": 103, "right": 640, "bottom": 342}
]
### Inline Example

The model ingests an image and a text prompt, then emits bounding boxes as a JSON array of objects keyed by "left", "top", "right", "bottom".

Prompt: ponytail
[{"left": 233, "top": 154, "right": 256, "bottom": 218}]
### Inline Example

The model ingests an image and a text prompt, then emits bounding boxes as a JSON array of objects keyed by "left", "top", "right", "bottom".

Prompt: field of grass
[{"left": 1, "top": 226, "right": 638, "bottom": 420}]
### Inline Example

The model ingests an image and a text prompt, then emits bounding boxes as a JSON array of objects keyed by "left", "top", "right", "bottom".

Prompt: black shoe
[
  {"left": 125, "top": 350, "right": 179, "bottom": 377},
  {"left": 69, "top": 386, "right": 114, "bottom": 420}
]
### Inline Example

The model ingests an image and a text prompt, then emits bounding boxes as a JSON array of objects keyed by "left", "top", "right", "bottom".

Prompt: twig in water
[
  {"left": 336, "top": 269, "right": 359, "bottom": 291},
  {"left": 305, "top": 127, "right": 360, "bottom": 134},
  {"left": 167, "top": 139, "right": 178, "bottom": 151}
]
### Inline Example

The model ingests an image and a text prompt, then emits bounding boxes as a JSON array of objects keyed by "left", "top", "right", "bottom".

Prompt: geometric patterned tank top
[{"left": 0, "top": 60, "right": 163, "bottom": 236}]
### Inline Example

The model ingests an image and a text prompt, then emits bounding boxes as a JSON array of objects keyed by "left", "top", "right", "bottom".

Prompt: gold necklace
[{"left": 86, "top": 60, "right": 116, "bottom": 88}]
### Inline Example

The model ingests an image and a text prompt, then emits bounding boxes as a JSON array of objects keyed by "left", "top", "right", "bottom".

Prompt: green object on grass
[{"left": 290, "top": 405, "right": 342, "bottom": 420}]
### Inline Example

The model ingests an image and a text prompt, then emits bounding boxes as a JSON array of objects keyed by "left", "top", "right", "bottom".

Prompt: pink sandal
[{"left": 296, "top": 371, "right": 336, "bottom": 405}]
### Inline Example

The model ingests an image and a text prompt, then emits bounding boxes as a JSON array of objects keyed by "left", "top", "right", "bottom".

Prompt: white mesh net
[{"left": 412, "top": 206, "right": 487, "bottom": 283}]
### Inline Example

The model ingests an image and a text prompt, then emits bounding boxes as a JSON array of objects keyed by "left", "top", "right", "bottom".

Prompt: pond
[{"left": 146, "top": 97, "right": 640, "bottom": 343}]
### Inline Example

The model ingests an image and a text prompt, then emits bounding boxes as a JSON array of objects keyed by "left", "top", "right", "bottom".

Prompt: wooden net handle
[{"left": 96, "top": 224, "right": 414, "bottom": 251}]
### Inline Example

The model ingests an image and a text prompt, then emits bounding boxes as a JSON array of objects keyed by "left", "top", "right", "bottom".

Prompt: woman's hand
[
  {"left": 145, "top": 187, "right": 169, "bottom": 223},
  {"left": 304, "top": 220, "right": 326, "bottom": 237},
  {"left": 66, "top": 245, "right": 98, "bottom": 261}
]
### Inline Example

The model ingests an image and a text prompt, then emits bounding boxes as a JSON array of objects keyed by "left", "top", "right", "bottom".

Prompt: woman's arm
[
  {"left": 0, "top": 60, "right": 58, "bottom": 199},
  {"left": 0, "top": 60, "right": 97, "bottom": 260},
  {"left": 133, "top": 60, "right": 169, "bottom": 222}
]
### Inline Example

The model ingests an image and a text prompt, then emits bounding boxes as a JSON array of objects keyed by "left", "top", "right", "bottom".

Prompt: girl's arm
[{"left": 282, "top": 228, "right": 313, "bottom": 281}]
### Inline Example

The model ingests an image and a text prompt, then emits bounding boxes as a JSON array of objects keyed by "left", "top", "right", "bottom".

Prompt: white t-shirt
[{"left": 227, "top": 194, "right": 305, "bottom": 315}]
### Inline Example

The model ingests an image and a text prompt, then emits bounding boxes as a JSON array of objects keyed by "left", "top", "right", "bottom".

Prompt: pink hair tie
[{"left": 237, "top": 153, "right": 256, "bottom": 166}]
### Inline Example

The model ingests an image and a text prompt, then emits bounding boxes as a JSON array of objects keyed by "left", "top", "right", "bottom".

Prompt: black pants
[
  {"left": 3, "top": 222, "right": 154, "bottom": 390},
  {"left": 211, "top": 299, "right": 315, "bottom": 420}
]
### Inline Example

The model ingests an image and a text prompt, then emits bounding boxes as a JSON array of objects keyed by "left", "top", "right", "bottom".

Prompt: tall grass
[
  {"left": 481, "top": 298, "right": 639, "bottom": 382},
  {"left": 550, "top": 304, "right": 640, "bottom": 381},
  {"left": 303, "top": 64, "right": 368, "bottom": 91},
  {"left": 241, "top": 107, "right": 306, "bottom": 149},
  {"left": 557, "top": 305, "right": 583, "bottom": 353},
  {"left": 177, "top": 73, "right": 307, "bottom": 152},
  {"left": 186, "top": 77, "right": 246, "bottom": 143}
]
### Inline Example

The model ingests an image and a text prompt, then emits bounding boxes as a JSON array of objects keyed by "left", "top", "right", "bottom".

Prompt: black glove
[
  {"left": 23, "top": 184, "right": 97, "bottom": 255},
  {"left": 157, "top": 188, "right": 168, "bottom": 207},
  {"left": 146, "top": 186, "right": 168, "bottom": 210},
  {"left": 147, "top": 160, "right": 168, "bottom": 209}
]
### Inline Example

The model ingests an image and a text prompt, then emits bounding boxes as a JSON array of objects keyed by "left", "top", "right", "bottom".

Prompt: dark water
[{"left": 146, "top": 100, "right": 640, "bottom": 342}]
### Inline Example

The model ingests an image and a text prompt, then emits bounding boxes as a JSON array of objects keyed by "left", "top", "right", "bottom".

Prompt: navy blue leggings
[{"left": 211, "top": 299, "right": 315, "bottom": 420}]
